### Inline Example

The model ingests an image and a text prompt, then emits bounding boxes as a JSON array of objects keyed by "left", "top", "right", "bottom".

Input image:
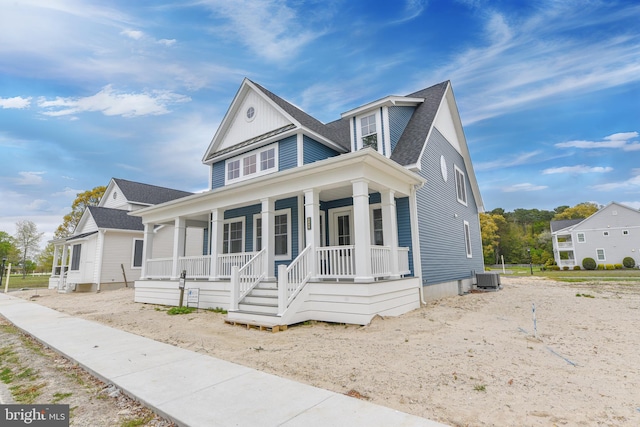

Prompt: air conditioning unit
[{"left": 475, "top": 272, "right": 501, "bottom": 289}]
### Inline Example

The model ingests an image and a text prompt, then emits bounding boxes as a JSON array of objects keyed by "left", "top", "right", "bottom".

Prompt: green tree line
[{"left": 480, "top": 202, "right": 599, "bottom": 265}]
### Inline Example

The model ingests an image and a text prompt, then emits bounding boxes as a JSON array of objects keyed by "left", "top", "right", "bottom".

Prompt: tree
[
  {"left": 553, "top": 202, "right": 599, "bottom": 220},
  {"left": 14, "top": 220, "right": 44, "bottom": 279},
  {"left": 480, "top": 213, "right": 506, "bottom": 264},
  {"left": 0, "top": 231, "right": 19, "bottom": 262},
  {"left": 54, "top": 185, "right": 107, "bottom": 238},
  {"left": 38, "top": 242, "right": 56, "bottom": 273}
]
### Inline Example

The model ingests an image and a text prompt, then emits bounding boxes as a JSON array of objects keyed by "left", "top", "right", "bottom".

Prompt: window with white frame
[
  {"left": 226, "top": 144, "right": 277, "bottom": 184},
  {"left": 577, "top": 233, "right": 585, "bottom": 243},
  {"left": 71, "top": 244, "right": 82, "bottom": 270},
  {"left": 455, "top": 166, "right": 467, "bottom": 205},
  {"left": 371, "top": 207, "right": 383, "bottom": 246},
  {"left": 132, "top": 239, "right": 143, "bottom": 268},
  {"left": 623, "top": 230, "right": 629, "bottom": 236},
  {"left": 603, "top": 231, "right": 609, "bottom": 237},
  {"left": 253, "top": 209, "right": 291, "bottom": 259},
  {"left": 223, "top": 220, "right": 243, "bottom": 254},
  {"left": 360, "top": 113, "right": 377, "bottom": 150},
  {"left": 596, "top": 248, "right": 605, "bottom": 261},
  {"left": 464, "top": 221, "right": 472, "bottom": 258}
]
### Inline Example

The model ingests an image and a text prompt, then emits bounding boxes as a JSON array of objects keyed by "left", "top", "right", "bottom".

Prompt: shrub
[
  {"left": 582, "top": 257, "right": 597, "bottom": 270},
  {"left": 562, "top": 266, "right": 570, "bottom": 271},
  {"left": 597, "top": 264, "right": 605, "bottom": 270},
  {"left": 614, "top": 264, "right": 623, "bottom": 270},
  {"left": 551, "top": 265, "right": 561, "bottom": 271},
  {"left": 167, "top": 306, "right": 196, "bottom": 315},
  {"left": 623, "top": 257, "right": 636, "bottom": 268},
  {"left": 573, "top": 266, "right": 581, "bottom": 270},
  {"left": 605, "top": 264, "right": 615, "bottom": 270}
]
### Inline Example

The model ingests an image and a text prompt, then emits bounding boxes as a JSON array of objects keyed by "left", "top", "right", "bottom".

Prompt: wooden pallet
[{"left": 224, "top": 319, "right": 287, "bottom": 333}]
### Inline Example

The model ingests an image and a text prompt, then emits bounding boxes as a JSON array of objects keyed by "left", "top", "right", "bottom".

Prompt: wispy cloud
[
  {"left": 542, "top": 165, "right": 613, "bottom": 175},
  {"left": 15, "top": 171, "right": 46, "bottom": 186},
  {"left": 474, "top": 151, "right": 541, "bottom": 172},
  {"left": 502, "top": 183, "right": 548, "bottom": 193},
  {"left": 37, "top": 85, "right": 191, "bottom": 117},
  {"left": 389, "top": 0, "right": 427, "bottom": 24},
  {"left": 555, "top": 132, "right": 640, "bottom": 151},
  {"left": 0, "top": 97, "right": 32, "bottom": 109},
  {"left": 591, "top": 173, "right": 640, "bottom": 192}
]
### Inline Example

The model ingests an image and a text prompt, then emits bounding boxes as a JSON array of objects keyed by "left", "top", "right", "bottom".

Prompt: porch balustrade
[
  {"left": 178, "top": 255, "right": 211, "bottom": 279},
  {"left": 278, "top": 245, "right": 312, "bottom": 314},
  {"left": 316, "top": 246, "right": 355, "bottom": 278},
  {"left": 230, "top": 249, "right": 265, "bottom": 311},
  {"left": 370, "top": 246, "right": 391, "bottom": 277},
  {"left": 218, "top": 252, "right": 257, "bottom": 278},
  {"left": 557, "top": 242, "right": 573, "bottom": 249},
  {"left": 558, "top": 259, "right": 576, "bottom": 268},
  {"left": 398, "top": 247, "right": 410, "bottom": 274},
  {"left": 146, "top": 257, "right": 173, "bottom": 278}
]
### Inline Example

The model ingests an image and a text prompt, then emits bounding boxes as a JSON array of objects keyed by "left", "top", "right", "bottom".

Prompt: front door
[{"left": 331, "top": 208, "right": 353, "bottom": 246}]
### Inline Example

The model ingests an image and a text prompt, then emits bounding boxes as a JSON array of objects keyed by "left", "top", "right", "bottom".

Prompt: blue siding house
[{"left": 132, "top": 78, "right": 485, "bottom": 326}]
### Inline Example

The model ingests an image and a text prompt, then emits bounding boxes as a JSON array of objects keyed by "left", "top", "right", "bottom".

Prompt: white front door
[{"left": 330, "top": 208, "right": 353, "bottom": 246}]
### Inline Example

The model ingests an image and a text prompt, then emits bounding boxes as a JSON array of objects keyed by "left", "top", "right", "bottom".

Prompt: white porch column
[
  {"left": 59, "top": 243, "right": 68, "bottom": 291},
  {"left": 262, "top": 198, "right": 275, "bottom": 281},
  {"left": 171, "top": 217, "right": 186, "bottom": 279},
  {"left": 140, "top": 223, "right": 154, "bottom": 279},
  {"left": 209, "top": 209, "right": 223, "bottom": 280},
  {"left": 381, "top": 189, "right": 400, "bottom": 278},
  {"left": 352, "top": 179, "right": 372, "bottom": 282},
  {"left": 304, "top": 189, "right": 320, "bottom": 277},
  {"left": 51, "top": 245, "right": 60, "bottom": 276}
]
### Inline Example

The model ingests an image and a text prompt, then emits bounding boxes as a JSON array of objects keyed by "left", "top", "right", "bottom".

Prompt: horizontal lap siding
[
  {"left": 303, "top": 136, "right": 339, "bottom": 164},
  {"left": 278, "top": 135, "right": 297, "bottom": 171},
  {"left": 417, "top": 128, "right": 483, "bottom": 285},
  {"left": 211, "top": 162, "right": 225, "bottom": 189},
  {"left": 224, "top": 204, "right": 261, "bottom": 252},
  {"left": 396, "top": 197, "right": 414, "bottom": 275}
]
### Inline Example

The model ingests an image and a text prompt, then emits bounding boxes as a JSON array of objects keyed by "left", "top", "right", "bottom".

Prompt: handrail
[
  {"left": 230, "top": 249, "right": 266, "bottom": 310},
  {"left": 278, "top": 245, "right": 312, "bottom": 315}
]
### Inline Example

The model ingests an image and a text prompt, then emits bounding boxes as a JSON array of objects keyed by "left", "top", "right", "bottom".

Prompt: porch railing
[
  {"left": 370, "top": 245, "right": 391, "bottom": 277},
  {"left": 146, "top": 257, "right": 173, "bottom": 278},
  {"left": 316, "top": 246, "right": 355, "bottom": 278},
  {"left": 557, "top": 242, "right": 573, "bottom": 249},
  {"left": 278, "top": 245, "right": 312, "bottom": 314},
  {"left": 230, "top": 249, "right": 266, "bottom": 311},
  {"left": 398, "top": 247, "right": 410, "bottom": 274},
  {"left": 218, "top": 252, "right": 257, "bottom": 278},
  {"left": 558, "top": 259, "right": 576, "bottom": 268},
  {"left": 178, "top": 255, "right": 211, "bottom": 279}
]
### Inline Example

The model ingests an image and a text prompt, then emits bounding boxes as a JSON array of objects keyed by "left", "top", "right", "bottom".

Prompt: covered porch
[{"left": 132, "top": 149, "right": 424, "bottom": 325}]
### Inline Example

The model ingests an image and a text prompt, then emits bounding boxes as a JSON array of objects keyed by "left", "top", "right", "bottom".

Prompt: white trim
[
  {"left": 274, "top": 208, "right": 292, "bottom": 261},
  {"left": 369, "top": 203, "right": 383, "bottom": 246},
  {"left": 329, "top": 207, "right": 354, "bottom": 246},
  {"left": 341, "top": 96, "right": 424, "bottom": 118},
  {"left": 464, "top": 220, "right": 472, "bottom": 258},
  {"left": 355, "top": 110, "right": 383, "bottom": 154},
  {"left": 225, "top": 143, "right": 278, "bottom": 185},
  {"left": 603, "top": 231, "right": 609, "bottom": 237},
  {"left": 596, "top": 248, "right": 606, "bottom": 261},
  {"left": 454, "top": 165, "right": 468, "bottom": 206},
  {"left": 382, "top": 106, "right": 391, "bottom": 158},
  {"left": 297, "top": 133, "right": 304, "bottom": 167},
  {"left": 576, "top": 232, "right": 586, "bottom": 243}
]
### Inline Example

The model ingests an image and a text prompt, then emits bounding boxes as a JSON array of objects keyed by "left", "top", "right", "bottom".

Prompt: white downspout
[
  {"left": 409, "top": 184, "right": 426, "bottom": 305},
  {"left": 95, "top": 230, "right": 105, "bottom": 293}
]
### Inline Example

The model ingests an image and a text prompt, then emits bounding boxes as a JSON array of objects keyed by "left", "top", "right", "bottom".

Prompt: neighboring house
[
  {"left": 551, "top": 202, "right": 640, "bottom": 269},
  {"left": 131, "top": 78, "right": 485, "bottom": 326},
  {"left": 49, "top": 178, "right": 193, "bottom": 292}
]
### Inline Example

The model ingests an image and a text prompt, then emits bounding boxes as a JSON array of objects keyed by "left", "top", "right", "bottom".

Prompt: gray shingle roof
[
  {"left": 251, "top": 81, "right": 351, "bottom": 151},
  {"left": 550, "top": 219, "right": 583, "bottom": 233},
  {"left": 88, "top": 206, "right": 144, "bottom": 231},
  {"left": 390, "top": 81, "right": 449, "bottom": 166},
  {"left": 113, "top": 178, "right": 192, "bottom": 206}
]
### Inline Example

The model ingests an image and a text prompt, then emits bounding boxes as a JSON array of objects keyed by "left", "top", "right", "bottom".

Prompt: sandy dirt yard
[{"left": 8, "top": 276, "right": 640, "bottom": 426}]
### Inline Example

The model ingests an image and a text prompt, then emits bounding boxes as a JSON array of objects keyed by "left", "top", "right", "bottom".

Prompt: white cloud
[
  {"left": 121, "top": 29, "right": 144, "bottom": 40},
  {"left": 555, "top": 131, "right": 639, "bottom": 151},
  {"left": 25, "top": 199, "right": 50, "bottom": 211},
  {"left": 38, "top": 85, "right": 191, "bottom": 117},
  {"left": 0, "top": 96, "right": 32, "bottom": 109},
  {"left": 52, "top": 187, "right": 83, "bottom": 198},
  {"left": 591, "top": 173, "right": 640, "bottom": 192},
  {"left": 502, "top": 183, "right": 548, "bottom": 193},
  {"left": 542, "top": 165, "right": 613, "bottom": 175},
  {"left": 474, "top": 151, "right": 541, "bottom": 172},
  {"left": 158, "top": 39, "right": 176, "bottom": 46},
  {"left": 620, "top": 201, "right": 640, "bottom": 210},
  {"left": 15, "top": 171, "right": 46, "bottom": 186}
]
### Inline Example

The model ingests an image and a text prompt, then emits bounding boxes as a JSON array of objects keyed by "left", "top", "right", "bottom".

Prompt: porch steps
[
  {"left": 224, "top": 318, "right": 287, "bottom": 333},
  {"left": 227, "top": 283, "right": 283, "bottom": 329}
]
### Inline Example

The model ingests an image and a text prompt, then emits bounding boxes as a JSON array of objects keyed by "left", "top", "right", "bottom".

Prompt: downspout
[
  {"left": 95, "top": 230, "right": 105, "bottom": 293},
  {"left": 409, "top": 183, "right": 426, "bottom": 305}
]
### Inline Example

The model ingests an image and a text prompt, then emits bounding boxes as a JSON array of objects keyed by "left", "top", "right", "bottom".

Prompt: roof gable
[
  {"left": 99, "top": 178, "right": 192, "bottom": 208},
  {"left": 87, "top": 206, "right": 144, "bottom": 231},
  {"left": 573, "top": 202, "right": 640, "bottom": 231}
]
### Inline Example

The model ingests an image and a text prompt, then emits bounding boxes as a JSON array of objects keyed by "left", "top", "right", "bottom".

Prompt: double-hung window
[
  {"left": 372, "top": 208, "right": 383, "bottom": 246},
  {"left": 464, "top": 221, "right": 472, "bottom": 258},
  {"left": 223, "top": 221, "right": 243, "bottom": 254},
  {"left": 226, "top": 144, "right": 278, "bottom": 184},
  {"left": 71, "top": 244, "right": 82, "bottom": 270},
  {"left": 253, "top": 210, "right": 291, "bottom": 259},
  {"left": 455, "top": 166, "right": 467, "bottom": 205},
  {"left": 360, "top": 114, "right": 377, "bottom": 150},
  {"left": 132, "top": 239, "right": 143, "bottom": 268},
  {"left": 596, "top": 248, "right": 605, "bottom": 262}
]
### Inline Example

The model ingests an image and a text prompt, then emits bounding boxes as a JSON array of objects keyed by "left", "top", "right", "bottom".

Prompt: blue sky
[{"left": 1, "top": 0, "right": 639, "bottom": 246}]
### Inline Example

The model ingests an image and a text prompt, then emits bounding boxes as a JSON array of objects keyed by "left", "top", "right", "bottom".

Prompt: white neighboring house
[
  {"left": 551, "top": 202, "right": 640, "bottom": 269},
  {"left": 130, "top": 78, "right": 485, "bottom": 327},
  {"left": 49, "top": 178, "right": 194, "bottom": 292}
]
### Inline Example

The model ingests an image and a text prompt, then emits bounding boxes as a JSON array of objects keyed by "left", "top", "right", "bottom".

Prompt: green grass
[
  {"left": 52, "top": 392, "right": 73, "bottom": 403},
  {"left": 166, "top": 306, "right": 196, "bottom": 315},
  {"left": 491, "top": 266, "right": 640, "bottom": 282},
  {"left": 3, "top": 274, "right": 50, "bottom": 289}
]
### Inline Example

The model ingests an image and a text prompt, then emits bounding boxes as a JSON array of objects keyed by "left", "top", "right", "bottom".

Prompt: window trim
[
  {"left": 222, "top": 218, "right": 245, "bottom": 254},
  {"left": 576, "top": 232, "right": 586, "bottom": 243},
  {"left": 253, "top": 209, "right": 292, "bottom": 260},
  {"left": 603, "top": 231, "right": 609, "bottom": 237},
  {"left": 369, "top": 204, "right": 384, "bottom": 246},
  {"left": 596, "top": 248, "right": 606, "bottom": 262},
  {"left": 622, "top": 229, "right": 629, "bottom": 236},
  {"left": 464, "top": 220, "right": 472, "bottom": 258},
  {"left": 225, "top": 143, "right": 278, "bottom": 185},
  {"left": 355, "top": 110, "right": 382, "bottom": 153},
  {"left": 70, "top": 243, "right": 82, "bottom": 271},
  {"left": 454, "top": 165, "right": 468, "bottom": 206},
  {"left": 131, "top": 238, "right": 144, "bottom": 269}
]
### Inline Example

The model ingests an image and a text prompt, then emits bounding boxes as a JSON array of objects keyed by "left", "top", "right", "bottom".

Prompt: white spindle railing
[
  {"left": 557, "top": 242, "right": 573, "bottom": 248},
  {"left": 278, "top": 245, "right": 312, "bottom": 314},
  {"left": 178, "top": 255, "right": 211, "bottom": 279},
  {"left": 370, "top": 246, "right": 391, "bottom": 277},
  {"left": 146, "top": 258, "right": 173, "bottom": 278},
  {"left": 316, "top": 246, "right": 355, "bottom": 278},
  {"left": 218, "top": 252, "right": 257, "bottom": 278},
  {"left": 230, "top": 249, "right": 266, "bottom": 311},
  {"left": 398, "top": 247, "right": 410, "bottom": 274}
]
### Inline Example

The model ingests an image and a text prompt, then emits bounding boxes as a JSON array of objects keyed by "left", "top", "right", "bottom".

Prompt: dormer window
[
  {"left": 361, "top": 114, "right": 378, "bottom": 150},
  {"left": 225, "top": 143, "right": 278, "bottom": 184}
]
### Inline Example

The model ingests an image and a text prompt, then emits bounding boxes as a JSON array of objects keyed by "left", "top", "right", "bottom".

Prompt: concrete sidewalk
[{"left": 0, "top": 293, "right": 446, "bottom": 427}]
